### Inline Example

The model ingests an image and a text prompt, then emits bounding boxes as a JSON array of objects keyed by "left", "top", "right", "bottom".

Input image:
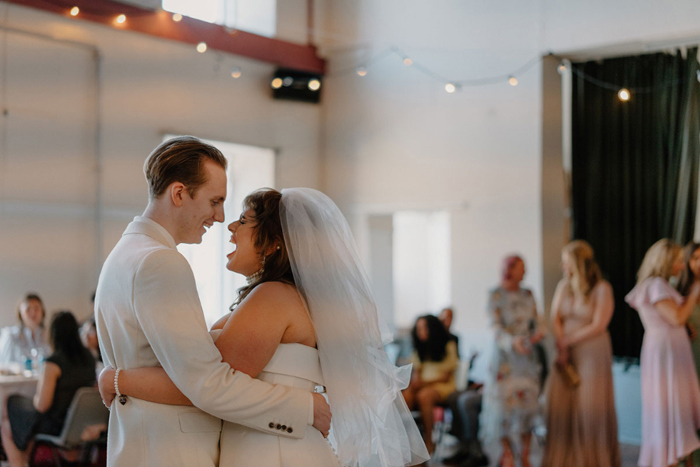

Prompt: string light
[
  {"left": 230, "top": 67, "right": 242, "bottom": 79},
  {"left": 308, "top": 79, "right": 321, "bottom": 91},
  {"left": 70, "top": 6, "right": 79, "bottom": 16},
  {"left": 356, "top": 67, "right": 368, "bottom": 77},
  {"left": 196, "top": 42, "right": 207, "bottom": 53},
  {"left": 172, "top": 13, "right": 183, "bottom": 22},
  {"left": 116, "top": 14, "right": 126, "bottom": 24},
  {"left": 403, "top": 58, "right": 413, "bottom": 66},
  {"left": 445, "top": 83, "right": 456, "bottom": 93},
  {"left": 509, "top": 76, "right": 518, "bottom": 86},
  {"left": 271, "top": 77, "right": 283, "bottom": 89},
  {"left": 618, "top": 88, "right": 631, "bottom": 101}
]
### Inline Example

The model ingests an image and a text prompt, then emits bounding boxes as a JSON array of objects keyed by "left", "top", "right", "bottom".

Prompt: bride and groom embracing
[{"left": 94, "top": 136, "right": 428, "bottom": 467}]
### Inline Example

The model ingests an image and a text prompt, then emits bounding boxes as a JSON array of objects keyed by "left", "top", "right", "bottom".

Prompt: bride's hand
[
  {"left": 98, "top": 366, "right": 117, "bottom": 408},
  {"left": 312, "top": 393, "right": 332, "bottom": 437}
]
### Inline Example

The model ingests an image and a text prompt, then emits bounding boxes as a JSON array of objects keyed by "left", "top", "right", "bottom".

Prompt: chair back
[{"left": 58, "top": 387, "right": 109, "bottom": 448}]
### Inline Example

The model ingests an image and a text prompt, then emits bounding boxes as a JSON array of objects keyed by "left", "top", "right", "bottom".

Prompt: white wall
[
  {"left": 316, "top": 0, "right": 700, "bottom": 370},
  {"left": 0, "top": 2, "right": 322, "bottom": 324}
]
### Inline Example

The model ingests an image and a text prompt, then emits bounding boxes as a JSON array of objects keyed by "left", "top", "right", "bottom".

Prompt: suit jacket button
[
  {"left": 287, "top": 427, "right": 293, "bottom": 433},
  {"left": 276, "top": 424, "right": 282, "bottom": 430},
  {"left": 269, "top": 423, "right": 275, "bottom": 429},
  {"left": 281, "top": 425, "right": 287, "bottom": 431}
]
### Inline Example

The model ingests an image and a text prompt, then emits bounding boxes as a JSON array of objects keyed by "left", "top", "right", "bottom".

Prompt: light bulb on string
[
  {"left": 172, "top": 13, "right": 183, "bottom": 22},
  {"left": 308, "top": 79, "right": 321, "bottom": 91},
  {"left": 230, "top": 67, "right": 242, "bottom": 79},
  {"left": 283, "top": 77, "right": 294, "bottom": 87},
  {"left": 116, "top": 14, "right": 126, "bottom": 24},
  {"left": 271, "top": 78, "right": 283, "bottom": 89},
  {"left": 445, "top": 83, "right": 456, "bottom": 93},
  {"left": 356, "top": 67, "right": 368, "bottom": 77},
  {"left": 196, "top": 42, "right": 208, "bottom": 53},
  {"left": 70, "top": 6, "right": 79, "bottom": 16},
  {"left": 403, "top": 57, "right": 413, "bottom": 66},
  {"left": 618, "top": 88, "right": 631, "bottom": 101},
  {"left": 509, "top": 76, "right": 518, "bottom": 86}
]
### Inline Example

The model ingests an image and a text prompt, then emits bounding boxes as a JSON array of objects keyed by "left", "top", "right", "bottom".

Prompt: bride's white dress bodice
[{"left": 210, "top": 330, "right": 341, "bottom": 467}]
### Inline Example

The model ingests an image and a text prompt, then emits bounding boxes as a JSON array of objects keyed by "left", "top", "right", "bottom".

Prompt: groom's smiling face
[{"left": 179, "top": 160, "right": 227, "bottom": 244}]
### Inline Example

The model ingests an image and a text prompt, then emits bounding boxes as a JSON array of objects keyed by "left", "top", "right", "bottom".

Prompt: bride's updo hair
[{"left": 232, "top": 188, "right": 295, "bottom": 307}]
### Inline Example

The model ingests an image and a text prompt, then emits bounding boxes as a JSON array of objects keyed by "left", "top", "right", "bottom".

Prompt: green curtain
[{"left": 571, "top": 48, "right": 700, "bottom": 359}]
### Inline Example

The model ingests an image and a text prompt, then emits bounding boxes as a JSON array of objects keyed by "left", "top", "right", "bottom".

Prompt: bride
[{"left": 98, "top": 187, "right": 428, "bottom": 467}]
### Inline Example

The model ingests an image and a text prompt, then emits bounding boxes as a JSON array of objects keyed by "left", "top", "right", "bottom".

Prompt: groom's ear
[{"left": 169, "top": 182, "right": 187, "bottom": 207}]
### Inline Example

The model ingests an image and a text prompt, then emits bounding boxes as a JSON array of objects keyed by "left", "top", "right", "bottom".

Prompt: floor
[{"left": 429, "top": 435, "right": 641, "bottom": 466}]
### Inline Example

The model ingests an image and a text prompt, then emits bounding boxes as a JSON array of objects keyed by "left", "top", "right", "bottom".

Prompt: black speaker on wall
[{"left": 270, "top": 68, "right": 323, "bottom": 104}]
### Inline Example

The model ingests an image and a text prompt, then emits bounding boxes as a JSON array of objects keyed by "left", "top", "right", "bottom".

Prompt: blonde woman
[
  {"left": 626, "top": 239, "right": 700, "bottom": 467},
  {"left": 543, "top": 240, "right": 620, "bottom": 467}
]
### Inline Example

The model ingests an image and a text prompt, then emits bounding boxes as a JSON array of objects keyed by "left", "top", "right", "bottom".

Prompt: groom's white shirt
[{"left": 95, "top": 216, "right": 311, "bottom": 467}]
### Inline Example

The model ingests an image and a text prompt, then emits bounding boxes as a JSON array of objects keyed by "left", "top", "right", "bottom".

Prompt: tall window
[
  {"left": 393, "top": 211, "right": 452, "bottom": 328},
  {"left": 165, "top": 135, "right": 275, "bottom": 327},
  {"left": 162, "top": 0, "right": 277, "bottom": 38}
]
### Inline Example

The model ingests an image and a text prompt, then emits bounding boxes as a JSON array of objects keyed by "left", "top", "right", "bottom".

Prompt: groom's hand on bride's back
[{"left": 312, "top": 392, "right": 331, "bottom": 437}]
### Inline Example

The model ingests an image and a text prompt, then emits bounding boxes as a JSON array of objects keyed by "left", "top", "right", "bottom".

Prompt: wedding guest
[
  {"left": 1, "top": 311, "right": 96, "bottom": 467},
  {"left": 402, "top": 314, "right": 459, "bottom": 454},
  {"left": 543, "top": 240, "right": 620, "bottom": 467},
  {"left": 626, "top": 239, "right": 700, "bottom": 467},
  {"left": 677, "top": 242, "right": 700, "bottom": 378},
  {"left": 440, "top": 307, "right": 460, "bottom": 356},
  {"left": 480, "top": 255, "right": 545, "bottom": 467},
  {"left": 0, "top": 293, "right": 51, "bottom": 366}
]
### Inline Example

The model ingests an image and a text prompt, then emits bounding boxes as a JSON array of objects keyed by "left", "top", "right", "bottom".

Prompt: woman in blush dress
[
  {"left": 626, "top": 239, "right": 700, "bottom": 467},
  {"left": 543, "top": 240, "right": 620, "bottom": 467}
]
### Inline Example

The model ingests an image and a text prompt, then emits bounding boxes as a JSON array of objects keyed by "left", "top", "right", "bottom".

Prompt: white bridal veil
[{"left": 279, "top": 188, "right": 429, "bottom": 467}]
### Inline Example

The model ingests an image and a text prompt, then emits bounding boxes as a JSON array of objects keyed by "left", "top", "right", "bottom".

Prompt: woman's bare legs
[
  {"left": 1, "top": 417, "right": 28, "bottom": 467},
  {"left": 416, "top": 386, "right": 441, "bottom": 454}
]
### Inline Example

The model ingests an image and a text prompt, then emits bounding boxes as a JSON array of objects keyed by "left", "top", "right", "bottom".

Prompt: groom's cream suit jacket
[{"left": 95, "top": 217, "right": 311, "bottom": 467}]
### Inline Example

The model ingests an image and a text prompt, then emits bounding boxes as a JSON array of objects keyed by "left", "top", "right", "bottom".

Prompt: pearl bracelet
[{"left": 115, "top": 368, "right": 127, "bottom": 405}]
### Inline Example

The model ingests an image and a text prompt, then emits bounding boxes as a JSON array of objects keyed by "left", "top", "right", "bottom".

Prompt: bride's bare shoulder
[{"left": 243, "top": 281, "right": 305, "bottom": 312}]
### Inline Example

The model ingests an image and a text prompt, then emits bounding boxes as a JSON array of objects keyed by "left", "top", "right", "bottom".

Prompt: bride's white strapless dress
[{"left": 211, "top": 330, "right": 341, "bottom": 467}]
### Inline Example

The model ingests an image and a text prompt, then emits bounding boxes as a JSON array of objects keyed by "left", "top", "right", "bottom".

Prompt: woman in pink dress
[
  {"left": 543, "top": 240, "right": 620, "bottom": 467},
  {"left": 626, "top": 239, "right": 700, "bottom": 467}
]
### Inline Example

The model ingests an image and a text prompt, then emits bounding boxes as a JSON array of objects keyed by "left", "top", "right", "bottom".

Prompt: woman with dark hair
[
  {"left": 678, "top": 242, "right": 700, "bottom": 379},
  {"left": 98, "top": 188, "right": 428, "bottom": 467},
  {"left": 480, "top": 255, "right": 545, "bottom": 467},
  {"left": 0, "top": 293, "right": 51, "bottom": 366},
  {"left": 1, "top": 311, "right": 96, "bottom": 467},
  {"left": 402, "top": 314, "right": 459, "bottom": 453}
]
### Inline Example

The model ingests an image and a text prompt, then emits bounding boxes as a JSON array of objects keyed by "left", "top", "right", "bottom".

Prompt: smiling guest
[{"left": 0, "top": 293, "right": 51, "bottom": 366}]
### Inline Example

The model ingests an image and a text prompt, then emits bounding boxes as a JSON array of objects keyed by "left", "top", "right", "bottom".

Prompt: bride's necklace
[{"left": 246, "top": 268, "right": 264, "bottom": 285}]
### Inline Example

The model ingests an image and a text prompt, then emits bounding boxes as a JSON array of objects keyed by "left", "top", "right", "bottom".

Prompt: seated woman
[
  {"left": 402, "top": 314, "right": 459, "bottom": 454},
  {"left": 1, "top": 311, "right": 96, "bottom": 467},
  {"left": 0, "top": 293, "right": 51, "bottom": 366}
]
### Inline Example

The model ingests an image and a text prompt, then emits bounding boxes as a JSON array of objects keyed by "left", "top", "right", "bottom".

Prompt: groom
[{"left": 95, "top": 136, "right": 330, "bottom": 467}]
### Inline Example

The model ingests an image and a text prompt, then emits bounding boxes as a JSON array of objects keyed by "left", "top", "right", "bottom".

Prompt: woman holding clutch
[
  {"left": 543, "top": 240, "right": 620, "bottom": 467},
  {"left": 626, "top": 239, "right": 700, "bottom": 467}
]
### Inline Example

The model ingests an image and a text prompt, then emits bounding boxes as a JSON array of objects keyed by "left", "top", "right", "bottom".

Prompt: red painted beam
[{"left": 4, "top": 0, "right": 326, "bottom": 74}]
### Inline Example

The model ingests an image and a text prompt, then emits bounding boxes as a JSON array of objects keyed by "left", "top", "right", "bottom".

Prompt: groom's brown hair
[{"left": 144, "top": 136, "right": 227, "bottom": 199}]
